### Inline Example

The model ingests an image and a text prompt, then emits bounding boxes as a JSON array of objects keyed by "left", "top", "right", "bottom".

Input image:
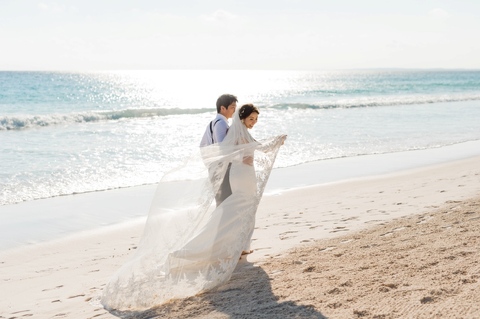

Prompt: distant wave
[
  {"left": 269, "top": 94, "right": 480, "bottom": 110},
  {"left": 2, "top": 93, "right": 480, "bottom": 130},
  {"left": 0, "top": 108, "right": 212, "bottom": 130}
]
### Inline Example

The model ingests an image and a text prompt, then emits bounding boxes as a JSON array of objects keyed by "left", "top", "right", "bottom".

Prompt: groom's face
[{"left": 223, "top": 102, "right": 237, "bottom": 119}]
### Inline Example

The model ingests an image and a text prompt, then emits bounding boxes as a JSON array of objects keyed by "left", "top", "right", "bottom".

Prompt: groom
[{"left": 200, "top": 94, "right": 238, "bottom": 206}]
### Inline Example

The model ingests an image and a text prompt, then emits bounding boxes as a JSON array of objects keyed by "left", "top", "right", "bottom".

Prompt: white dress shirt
[{"left": 200, "top": 114, "right": 229, "bottom": 147}]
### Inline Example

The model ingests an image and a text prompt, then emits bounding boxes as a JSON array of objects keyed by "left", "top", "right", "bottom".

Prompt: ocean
[{"left": 1, "top": 69, "right": 480, "bottom": 207}]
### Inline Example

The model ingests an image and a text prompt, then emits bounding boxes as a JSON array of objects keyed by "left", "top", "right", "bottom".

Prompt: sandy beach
[
  {"left": 1, "top": 155, "right": 479, "bottom": 318},
  {"left": 3, "top": 2, "right": 480, "bottom": 318}
]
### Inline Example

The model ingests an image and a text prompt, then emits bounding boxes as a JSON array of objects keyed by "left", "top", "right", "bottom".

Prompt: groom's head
[{"left": 217, "top": 94, "right": 238, "bottom": 119}]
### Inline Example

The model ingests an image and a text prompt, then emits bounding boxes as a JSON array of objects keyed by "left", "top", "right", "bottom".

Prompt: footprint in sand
[
  {"left": 42, "top": 285, "right": 64, "bottom": 292},
  {"left": 379, "top": 283, "right": 399, "bottom": 292},
  {"left": 341, "top": 216, "right": 359, "bottom": 222},
  {"left": 11, "top": 310, "right": 31, "bottom": 315},
  {"left": 288, "top": 216, "right": 302, "bottom": 220},
  {"left": 279, "top": 231, "right": 298, "bottom": 240},
  {"left": 272, "top": 222, "right": 287, "bottom": 226},
  {"left": 330, "top": 226, "right": 349, "bottom": 233},
  {"left": 417, "top": 216, "right": 433, "bottom": 224},
  {"left": 326, "top": 287, "right": 343, "bottom": 295},
  {"left": 380, "top": 226, "right": 407, "bottom": 237},
  {"left": 364, "top": 219, "right": 383, "bottom": 224}
]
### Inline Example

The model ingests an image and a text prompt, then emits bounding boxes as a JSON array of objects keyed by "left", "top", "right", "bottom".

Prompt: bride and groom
[{"left": 101, "top": 94, "right": 287, "bottom": 311}]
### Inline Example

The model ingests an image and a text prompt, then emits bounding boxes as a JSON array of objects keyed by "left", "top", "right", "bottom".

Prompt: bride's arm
[
  {"left": 239, "top": 135, "right": 287, "bottom": 165},
  {"left": 236, "top": 137, "right": 255, "bottom": 165},
  {"left": 256, "top": 135, "right": 287, "bottom": 153},
  {"left": 242, "top": 135, "right": 286, "bottom": 165},
  {"left": 243, "top": 155, "right": 254, "bottom": 165}
]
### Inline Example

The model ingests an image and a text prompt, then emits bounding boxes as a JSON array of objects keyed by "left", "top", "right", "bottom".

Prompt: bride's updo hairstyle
[
  {"left": 222, "top": 103, "right": 259, "bottom": 146},
  {"left": 239, "top": 104, "right": 259, "bottom": 120}
]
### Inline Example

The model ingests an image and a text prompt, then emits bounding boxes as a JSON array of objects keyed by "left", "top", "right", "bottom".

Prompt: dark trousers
[{"left": 215, "top": 163, "right": 232, "bottom": 207}]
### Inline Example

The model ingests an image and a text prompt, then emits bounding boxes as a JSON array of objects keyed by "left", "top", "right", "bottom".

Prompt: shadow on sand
[{"left": 109, "top": 260, "right": 326, "bottom": 319}]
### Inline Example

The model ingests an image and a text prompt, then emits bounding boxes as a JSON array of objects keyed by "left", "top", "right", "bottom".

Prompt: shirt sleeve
[
  {"left": 199, "top": 125, "right": 210, "bottom": 147},
  {"left": 212, "top": 119, "right": 229, "bottom": 143}
]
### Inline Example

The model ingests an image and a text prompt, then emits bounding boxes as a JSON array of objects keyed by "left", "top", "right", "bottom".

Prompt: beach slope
[{"left": 0, "top": 156, "right": 479, "bottom": 318}]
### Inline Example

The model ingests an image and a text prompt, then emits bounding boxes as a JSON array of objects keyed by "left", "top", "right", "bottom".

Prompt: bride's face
[{"left": 243, "top": 112, "right": 258, "bottom": 129}]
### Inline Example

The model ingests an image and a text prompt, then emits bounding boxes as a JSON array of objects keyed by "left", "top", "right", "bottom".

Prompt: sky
[{"left": 1, "top": 0, "right": 479, "bottom": 70}]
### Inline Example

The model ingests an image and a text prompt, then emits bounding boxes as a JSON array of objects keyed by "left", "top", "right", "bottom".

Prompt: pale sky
[{"left": 1, "top": 0, "right": 479, "bottom": 70}]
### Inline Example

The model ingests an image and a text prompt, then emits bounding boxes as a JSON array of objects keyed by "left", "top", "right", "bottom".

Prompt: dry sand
[
  {"left": 141, "top": 196, "right": 480, "bottom": 319},
  {"left": 1, "top": 156, "right": 479, "bottom": 319}
]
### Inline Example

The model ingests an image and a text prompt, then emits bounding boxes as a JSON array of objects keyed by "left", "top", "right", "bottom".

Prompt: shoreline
[
  {"left": 0, "top": 154, "right": 479, "bottom": 318},
  {"left": 1, "top": 140, "right": 480, "bottom": 252}
]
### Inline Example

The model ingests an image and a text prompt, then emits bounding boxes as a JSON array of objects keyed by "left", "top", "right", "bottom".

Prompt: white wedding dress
[{"left": 101, "top": 110, "right": 286, "bottom": 311}]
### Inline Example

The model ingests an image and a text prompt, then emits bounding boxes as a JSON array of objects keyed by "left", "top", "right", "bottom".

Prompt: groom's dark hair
[{"left": 216, "top": 94, "right": 238, "bottom": 113}]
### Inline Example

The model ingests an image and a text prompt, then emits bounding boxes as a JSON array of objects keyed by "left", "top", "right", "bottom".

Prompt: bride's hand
[
  {"left": 280, "top": 134, "right": 287, "bottom": 145},
  {"left": 243, "top": 156, "right": 254, "bottom": 165}
]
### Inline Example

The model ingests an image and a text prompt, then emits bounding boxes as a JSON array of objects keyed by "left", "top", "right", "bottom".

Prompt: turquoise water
[{"left": 1, "top": 70, "right": 480, "bottom": 205}]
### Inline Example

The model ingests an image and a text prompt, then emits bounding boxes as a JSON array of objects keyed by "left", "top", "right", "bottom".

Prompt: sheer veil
[{"left": 101, "top": 108, "right": 286, "bottom": 312}]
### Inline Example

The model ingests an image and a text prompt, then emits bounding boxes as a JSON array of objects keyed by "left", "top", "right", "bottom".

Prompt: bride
[{"left": 101, "top": 104, "right": 287, "bottom": 311}]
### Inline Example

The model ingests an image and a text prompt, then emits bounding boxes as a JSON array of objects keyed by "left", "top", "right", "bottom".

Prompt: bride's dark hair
[{"left": 239, "top": 104, "right": 259, "bottom": 120}]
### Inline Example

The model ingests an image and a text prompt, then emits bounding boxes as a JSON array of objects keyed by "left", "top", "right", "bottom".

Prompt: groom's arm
[{"left": 213, "top": 120, "right": 229, "bottom": 143}]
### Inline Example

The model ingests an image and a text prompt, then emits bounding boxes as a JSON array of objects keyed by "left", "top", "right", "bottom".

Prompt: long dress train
[{"left": 101, "top": 115, "right": 285, "bottom": 311}]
